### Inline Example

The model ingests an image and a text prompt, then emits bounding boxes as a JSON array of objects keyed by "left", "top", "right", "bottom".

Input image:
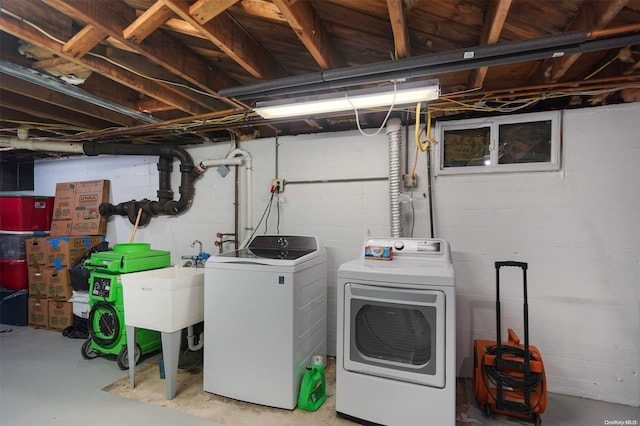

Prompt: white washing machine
[
  {"left": 337, "top": 238, "right": 456, "bottom": 426},
  {"left": 203, "top": 235, "right": 327, "bottom": 409}
]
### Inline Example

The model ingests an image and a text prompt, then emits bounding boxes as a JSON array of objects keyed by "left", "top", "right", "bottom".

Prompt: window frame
[{"left": 434, "top": 110, "right": 562, "bottom": 175}]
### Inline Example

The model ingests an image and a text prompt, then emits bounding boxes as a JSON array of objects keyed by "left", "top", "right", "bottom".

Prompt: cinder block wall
[{"left": 34, "top": 103, "right": 639, "bottom": 406}]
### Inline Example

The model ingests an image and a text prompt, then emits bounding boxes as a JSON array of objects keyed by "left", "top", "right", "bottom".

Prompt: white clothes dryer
[
  {"left": 337, "top": 238, "right": 456, "bottom": 426},
  {"left": 203, "top": 235, "right": 327, "bottom": 410}
]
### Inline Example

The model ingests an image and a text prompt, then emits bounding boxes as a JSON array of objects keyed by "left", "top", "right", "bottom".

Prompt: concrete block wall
[{"left": 33, "top": 102, "right": 639, "bottom": 406}]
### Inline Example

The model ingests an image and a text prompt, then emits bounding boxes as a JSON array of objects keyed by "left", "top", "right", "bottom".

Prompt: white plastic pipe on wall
[
  {"left": 198, "top": 148, "right": 254, "bottom": 248},
  {"left": 0, "top": 137, "right": 85, "bottom": 153},
  {"left": 386, "top": 117, "right": 403, "bottom": 238}
]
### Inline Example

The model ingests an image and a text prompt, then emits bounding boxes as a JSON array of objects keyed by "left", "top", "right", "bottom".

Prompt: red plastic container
[
  {"left": 0, "top": 258, "right": 28, "bottom": 290},
  {"left": 0, "top": 196, "right": 54, "bottom": 231}
]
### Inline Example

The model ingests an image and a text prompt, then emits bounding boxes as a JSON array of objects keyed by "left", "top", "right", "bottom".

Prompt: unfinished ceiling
[{"left": 1, "top": 0, "right": 639, "bottom": 159}]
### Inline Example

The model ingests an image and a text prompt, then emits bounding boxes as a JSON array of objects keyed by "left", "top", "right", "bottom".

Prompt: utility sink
[{"left": 121, "top": 266, "right": 204, "bottom": 333}]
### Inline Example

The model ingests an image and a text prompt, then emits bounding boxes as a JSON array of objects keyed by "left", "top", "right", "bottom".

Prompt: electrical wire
[
  {"left": 481, "top": 344, "right": 545, "bottom": 413},
  {"left": 247, "top": 190, "right": 274, "bottom": 243},
  {"left": 1, "top": 8, "right": 225, "bottom": 103},
  {"left": 346, "top": 82, "right": 398, "bottom": 137}
]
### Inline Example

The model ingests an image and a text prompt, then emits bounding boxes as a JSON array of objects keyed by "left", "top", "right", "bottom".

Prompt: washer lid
[{"left": 208, "top": 235, "right": 323, "bottom": 266}]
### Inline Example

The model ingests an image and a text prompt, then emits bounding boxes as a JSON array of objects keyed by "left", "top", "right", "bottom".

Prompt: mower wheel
[
  {"left": 81, "top": 339, "right": 99, "bottom": 360},
  {"left": 117, "top": 344, "right": 141, "bottom": 370}
]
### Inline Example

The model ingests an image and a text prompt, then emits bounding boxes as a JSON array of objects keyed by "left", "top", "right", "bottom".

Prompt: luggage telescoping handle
[{"left": 494, "top": 261, "right": 531, "bottom": 373}]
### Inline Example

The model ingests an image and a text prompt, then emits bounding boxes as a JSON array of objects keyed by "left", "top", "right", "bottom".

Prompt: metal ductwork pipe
[{"left": 386, "top": 117, "right": 403, "bottom": 238}]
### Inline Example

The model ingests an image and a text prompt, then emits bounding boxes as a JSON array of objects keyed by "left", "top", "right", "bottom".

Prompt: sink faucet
[
  {"left": 184, "top": 240, "right": 209, "bottom": 267},
  {"left": 191, "top": 240, "right": 203, "bottom": 254}
]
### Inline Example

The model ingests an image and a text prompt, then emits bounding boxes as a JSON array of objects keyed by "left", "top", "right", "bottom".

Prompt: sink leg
[
  {"left": 126, "top": 326, "right": 136, "bottom": 388},
  {"left": 161, "top": 330, "right": 182, "bottom": 400}
]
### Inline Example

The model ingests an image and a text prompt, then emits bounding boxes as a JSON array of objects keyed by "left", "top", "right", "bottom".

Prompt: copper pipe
[{"left": 589, "top": 24, "right": 640, "bottom": 39}]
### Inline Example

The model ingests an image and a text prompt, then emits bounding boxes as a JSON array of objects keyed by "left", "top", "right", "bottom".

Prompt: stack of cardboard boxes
[{"left": 26, "top": 180, "right": 109, "bottom": 332}]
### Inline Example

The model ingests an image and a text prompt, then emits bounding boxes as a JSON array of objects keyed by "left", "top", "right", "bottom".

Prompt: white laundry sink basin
[{"left": 121, "top": 266, "right": 204, "bottom": 333}]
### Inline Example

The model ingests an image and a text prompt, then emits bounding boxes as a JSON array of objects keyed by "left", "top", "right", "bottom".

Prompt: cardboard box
[
  {"left": 48, "top": 300, "right": 72, "bottom": 332},
  {"left": 50, "top": 220, "right": 72, "bottom": 237},
  {"left": 52, "top": 182, "right": 76, "bottom": 222},
  {"left": 46, "top": 235, "right": 105, "bottom": 269},
  {"left": 25, "top": 237, "right": 47, "bottom": 266},
  {"left": 45, "top": 268, "right": 72, "bottom": 300},
  {"left": 71, "top": 180, "right": 110, "bottom": 236},
  {"left": 28, "top": 265, "right": 47, "bottom": 298},
  {"left": 28, "top": 297, "right": 48, "bottom": 329}
]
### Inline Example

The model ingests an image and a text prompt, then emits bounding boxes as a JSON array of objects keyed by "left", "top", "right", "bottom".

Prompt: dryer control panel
[{"left": 364, "top": 238, "right": 450, "bottom": 261}]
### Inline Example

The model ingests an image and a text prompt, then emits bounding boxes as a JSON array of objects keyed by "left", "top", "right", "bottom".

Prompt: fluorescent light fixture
[{"left": 253, "top": 80, "right": 439, "bottom": 119}]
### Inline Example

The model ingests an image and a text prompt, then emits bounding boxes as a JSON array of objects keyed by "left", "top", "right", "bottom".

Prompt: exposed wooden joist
[
  {"left": 136, "top": 98, "right": 177, "bottom": 113},
  {"left": 43, "top": 0, "right": 238, "bottom": 98},
  {"left": 467, "top": 0, "right": 512, "bottom": 89},
  {"left": 1, "top": 73, "right": 139, "bottom": 126},
  {"left": 234, "top": 0, "right": 286, "bottom": 22},
  {"left": 273, "top": 0, "right": 345, "bottom": 70},
  {"left": 102, "top": 47, "right": 227, "bottom": 112},
  {"left": 386, "top": 0, "right": 411, "bottom": 59},
  {"left": 161, "top": 0, "right": 280, "bottom": 80},
  {"left": 62, "top": 24, "right": 107, "bottom": 58},
  {"left": 0, "top": 2, "right": 210, "bottom": 116},
  {"left": 0, "top": 90, "right": 116, "bottom": 130},
  {"left": 530, "top": 0, "right": 629, "bottom": 84},
  {"left": 190, "top": 0, "right": 240, "bottom": 24},
  {"left": 123, "top": 1, "right": 174, "bottom": 44}
]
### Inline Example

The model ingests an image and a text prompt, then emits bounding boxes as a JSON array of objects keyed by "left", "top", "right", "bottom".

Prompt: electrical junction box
[
  {"left": 403, "top": 174, "right": 417, "bottom": 188},
  {"left": 271, "top": 178, "right": 285, "bottom": 193}
]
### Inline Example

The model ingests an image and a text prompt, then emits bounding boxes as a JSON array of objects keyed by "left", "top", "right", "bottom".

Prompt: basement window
[{"left": 434, "top": 111, "right": 561, "bottom": 175}]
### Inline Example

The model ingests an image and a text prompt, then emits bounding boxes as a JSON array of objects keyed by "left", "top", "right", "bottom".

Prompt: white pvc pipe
[
  {"left": 186, "top": 325, "right": 204, "bottom": 351},
  {"left": 0, "top": 137, "right": 85, "bottom": 153},
  {"left": 199, "top": 148, "right": 254, "bottom": 248}
]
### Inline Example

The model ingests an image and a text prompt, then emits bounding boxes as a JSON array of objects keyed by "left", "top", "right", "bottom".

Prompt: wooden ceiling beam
[
  {"left": 136, "top": 98, "right": 176, "bottom": 113},
  {"left": 190, "top": 0, "right": 240, "bottom": 23},
  {"left": 62, "top": 24, "right": 107, "bottom": 58},
  {"left": 161, "top": 0, "right": 279, "bottom": 80},
  {"left": 273, "top": 0, "right": 345, "bottom": 70},
  {"left": 467, "top": 0, "right": 512, "bottom": 90},
  {"left": 1, "top": 73, "right": 139, "bottom": 126},
  {"left": 123, "top": 1, "right": 174, "bottom": 44},
  {"left": 530, "top": 0, "right": 629, "bottom": 84},
  {"left": 234, "top": 0, "right": 286, "bottom": 22},
  {"left": 43, "top": 0, "right": 238, "bottom": 96},
  {"left": 386, "top": 0, "right": 411, "bottom": 59},
  {"left": 0, "top": 90, "right": 115, "bottom": 130},
  {"left": 0, "top": 2, "right": 210, "bottom": 116},
  {"left": 102, "top": 47, "right": 227, "bottom": 111}
]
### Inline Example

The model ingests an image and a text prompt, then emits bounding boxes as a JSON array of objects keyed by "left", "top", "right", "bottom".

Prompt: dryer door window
[
  {"left": 354, "top": 303, "right": 434, "bottom": 367},
  {"left": 344, "top": 283, "right": 446, "bottom": 388}
]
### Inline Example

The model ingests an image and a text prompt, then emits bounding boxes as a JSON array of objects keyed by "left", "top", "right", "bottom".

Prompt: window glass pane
[
  {"left": 354, "top": 304, "right": 431, "bottom": 365},
  {"left": 498, "top": 120, "right": 552, "bottom": 164},
  {"left": 442, "top": 127, "right": 491, "bottom": 167}
]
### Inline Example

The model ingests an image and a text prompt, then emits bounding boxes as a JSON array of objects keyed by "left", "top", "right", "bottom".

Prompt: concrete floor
[{"left": 1, "top": 326, "right": 638, "bottom": 426}]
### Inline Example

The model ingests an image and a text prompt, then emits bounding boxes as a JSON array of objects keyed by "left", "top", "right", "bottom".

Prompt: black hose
[{"left": 88, "top": 302, "right": 120, "bottom": 349}]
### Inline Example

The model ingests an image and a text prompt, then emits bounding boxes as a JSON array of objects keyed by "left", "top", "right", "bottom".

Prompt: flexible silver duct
[{"left": 386, "top": 117, "right": 403, "bottom": 238}]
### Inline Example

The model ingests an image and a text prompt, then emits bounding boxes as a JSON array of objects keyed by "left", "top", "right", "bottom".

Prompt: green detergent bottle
[{"left": 297, "top": 360, "right": 326, "bottom": 411}]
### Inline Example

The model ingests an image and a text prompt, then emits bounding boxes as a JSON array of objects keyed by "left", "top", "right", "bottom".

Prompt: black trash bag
[
  {"left": 62, "top": 315, "right": 89, "bottom": 339},
  {"left": 69, "top": 241, "right": 111, "bottom": 292}
]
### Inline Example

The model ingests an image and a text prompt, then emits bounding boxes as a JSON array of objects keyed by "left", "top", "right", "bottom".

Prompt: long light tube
[{"left": 253, "top": 80, "right": 439, "bottom": 119}]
